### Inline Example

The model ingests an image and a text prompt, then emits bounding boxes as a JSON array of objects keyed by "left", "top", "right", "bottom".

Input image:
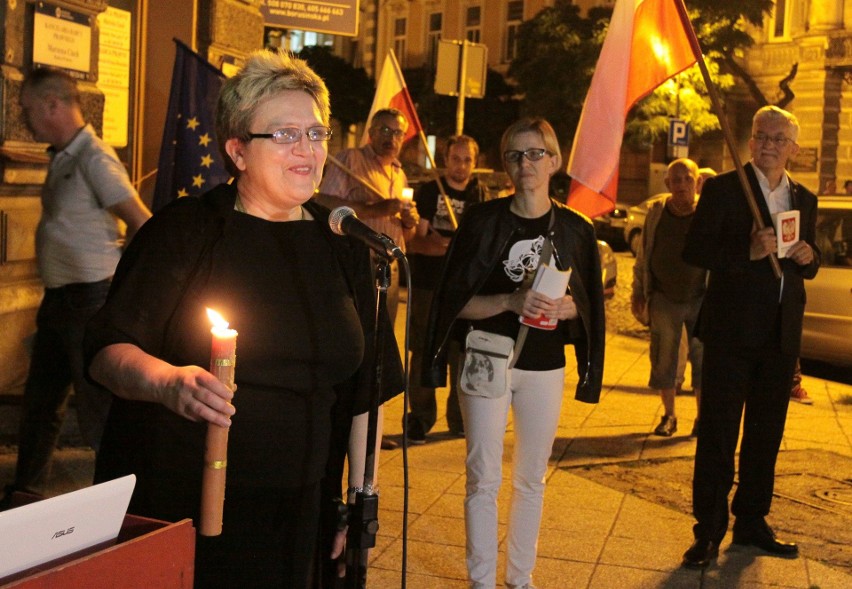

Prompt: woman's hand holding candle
[
  {"left": 156, "top": 365, "right": 235, "bottom": 427},
  {"left": 89, "top": 343, "right": 235, "bottom": 427}
]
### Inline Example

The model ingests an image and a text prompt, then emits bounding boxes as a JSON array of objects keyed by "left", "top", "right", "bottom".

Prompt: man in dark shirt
[
  {"left": 631, "top": 158, "right": 706, "bottom": 438},
  {"left": 405, "top": 135, "right": 485, "bottom": 443}
]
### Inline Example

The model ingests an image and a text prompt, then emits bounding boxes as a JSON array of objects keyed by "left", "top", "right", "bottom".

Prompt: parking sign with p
[{"left": 669, "top": 119, "right": 689, "bottom": 147}]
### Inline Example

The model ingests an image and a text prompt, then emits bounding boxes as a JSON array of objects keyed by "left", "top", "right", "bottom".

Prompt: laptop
[{"left": 0, "top": 474, "right": 136, "bottom": 582}]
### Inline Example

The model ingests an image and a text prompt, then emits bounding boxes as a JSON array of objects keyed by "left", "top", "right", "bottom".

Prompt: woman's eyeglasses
[
  {"left": 503, "top": 148, "right": 549, "bottom": 163},
  {"left": 248, "top": 126, "right": 332, "bottom": 144}
]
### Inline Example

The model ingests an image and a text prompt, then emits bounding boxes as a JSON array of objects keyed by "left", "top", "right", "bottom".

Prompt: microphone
[{"left": 328, "top": 206, "right": 404, "bottom": 259}]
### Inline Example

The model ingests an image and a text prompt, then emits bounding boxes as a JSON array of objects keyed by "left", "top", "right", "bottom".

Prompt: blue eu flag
[{"left": 153, "top": 40, "right": 231, "bottom": 212}]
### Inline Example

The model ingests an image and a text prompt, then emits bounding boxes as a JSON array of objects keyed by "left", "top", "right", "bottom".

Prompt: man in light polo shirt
[{"left": 7, "top": 68, "right": 151, "bottom": 497}]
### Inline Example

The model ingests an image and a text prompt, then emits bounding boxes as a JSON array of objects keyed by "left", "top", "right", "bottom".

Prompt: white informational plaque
[
  {"left": 774, "top": 210, "right": 800, "bottom": 258},
  {"left": 519, "top": 264, "right": 572, "bottom": 330}
]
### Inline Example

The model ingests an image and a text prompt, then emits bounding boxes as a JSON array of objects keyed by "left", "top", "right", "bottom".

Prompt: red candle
[{"left": 199, "top": 308, "right": 237, "bottom": 537}]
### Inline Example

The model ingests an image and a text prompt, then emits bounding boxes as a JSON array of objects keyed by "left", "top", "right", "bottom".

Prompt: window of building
[
  {"left": 427, "top": 12, "right": 443, "bottom": 67},
  {"left": 265, "top": 28, "right": 334, "bottom": 53},
  {"left": 504, "top": 0, "right": 524, "bottom": 63},
  {"left": 394, "top": 17, "right": 408, "bottom": 66},
  {"left": 465, "top": 5, "right": 481, "bottom": 43},
  {"left": 770, "top": 0, "right": 790, "bottom": 40}
]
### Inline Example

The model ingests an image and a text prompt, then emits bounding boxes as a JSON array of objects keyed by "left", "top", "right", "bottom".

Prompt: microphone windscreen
[{"left": 328, "top": 206, "right": 356, "bottom": 236}]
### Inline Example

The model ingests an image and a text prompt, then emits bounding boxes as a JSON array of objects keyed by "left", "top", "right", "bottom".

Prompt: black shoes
[
  {"left": 406, "top": 419, "right": 426, "bottom": 445},
  {"left": 654, "top": 415, "right": 678, "bottom": 437},
  {"left": 683, "top": 519, "right": 798, "bottom": 569},
  {"left": 732, "top": 519, "right": 799, "bottom": 557},
  {"left": 682, "top": 538, "right": 719, "bottom": 569}
]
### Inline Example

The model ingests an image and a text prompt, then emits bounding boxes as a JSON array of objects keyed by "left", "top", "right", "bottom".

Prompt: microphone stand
[{"left": 345, "top": 256, "right": 390, "bottom": 589}]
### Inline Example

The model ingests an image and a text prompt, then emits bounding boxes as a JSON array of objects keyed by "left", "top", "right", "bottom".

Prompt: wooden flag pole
[
  {"left": 673, "top": 0, "right": 782, "bottom": 279},
  {"left": 387, "top": 49, "right": 459, "bottom": 230}
]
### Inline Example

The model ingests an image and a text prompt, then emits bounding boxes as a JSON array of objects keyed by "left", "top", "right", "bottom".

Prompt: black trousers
[{"left": 691, "top": 342, "right": 796, "bottom": 542}]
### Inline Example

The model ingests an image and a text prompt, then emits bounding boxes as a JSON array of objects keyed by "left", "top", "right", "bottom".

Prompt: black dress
[{"left": 87, "top": 185, "right": 399, "bottom": 588}]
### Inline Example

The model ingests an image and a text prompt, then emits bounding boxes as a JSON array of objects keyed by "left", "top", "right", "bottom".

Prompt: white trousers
[{"left": 460, "top": 367, "right": 565, "bottom": 589}]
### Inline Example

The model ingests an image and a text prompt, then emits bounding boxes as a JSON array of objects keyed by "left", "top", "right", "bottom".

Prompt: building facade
[{"left": 0, "top": 0, "right": 850, "bottom": 395}]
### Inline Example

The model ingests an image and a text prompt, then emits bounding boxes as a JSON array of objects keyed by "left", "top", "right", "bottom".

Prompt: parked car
[
  {"left": 801, "top": 196, "right": 852, "bottom": 366},
  {"left": 624, "top": 193, "right": 668, "bottom": 256},
  {"left": 598, "top": 240, "right": 617, "bottom": 299},
  {"left": 593, "top": 203, "right": 630, "bottom": 250}
]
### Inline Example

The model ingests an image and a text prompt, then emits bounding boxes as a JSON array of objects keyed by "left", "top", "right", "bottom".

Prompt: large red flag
[
  {"left": 360, "top": 50, "right": 424, "bottom": 145},
  {"left": 567, "top": 0, "right": 698, "bottom": 218}
]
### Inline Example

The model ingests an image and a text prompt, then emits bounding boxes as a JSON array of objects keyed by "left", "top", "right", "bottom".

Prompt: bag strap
[{"left": 509, "top": 206, "right": 556, "bottom": 369}]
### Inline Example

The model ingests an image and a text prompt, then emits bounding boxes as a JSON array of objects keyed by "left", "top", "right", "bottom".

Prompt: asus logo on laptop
[{"left": 52, "top": 527, "right": 75, "bottom": 539}]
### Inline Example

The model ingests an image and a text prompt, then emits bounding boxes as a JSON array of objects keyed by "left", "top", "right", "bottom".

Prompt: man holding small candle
[
  {"left": 317, "top": 107, "right": 420, "bottom": 325},
  {"left": 317, "top": 107, "right": 419, "bottom": 453},
  {"left": 85, "top": 51, "right": 403, "bottom": 588}
]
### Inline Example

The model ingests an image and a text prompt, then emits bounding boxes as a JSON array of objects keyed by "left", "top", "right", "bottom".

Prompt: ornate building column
[{"left": 808, "top": 0, "right": 843, "bottom": 32}]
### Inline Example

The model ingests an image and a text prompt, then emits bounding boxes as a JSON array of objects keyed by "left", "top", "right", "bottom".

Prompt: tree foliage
[
  {"left": 403, "top": 66, "right": 521, "bottom": 164},
  {"left": 297, "top": 46, "right": 374, "bottom": 130},
  {"left": 508, "top": 1, "right": 611, "bottom": 147},
  {"left": 628, "top": 59, "right": 735, "bottom": 148},
  {"left": 509, "top": 0, "right": 775, "bottom": 148}
]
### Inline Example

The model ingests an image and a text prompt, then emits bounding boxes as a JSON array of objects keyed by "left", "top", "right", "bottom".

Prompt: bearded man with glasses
[{"left": 680, "top": 105, "right": 820, "bottom": 569}]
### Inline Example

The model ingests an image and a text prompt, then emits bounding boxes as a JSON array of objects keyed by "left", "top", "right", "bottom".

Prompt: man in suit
[{"left": 680, "top": 106, "right": 820, "bottom": 568}]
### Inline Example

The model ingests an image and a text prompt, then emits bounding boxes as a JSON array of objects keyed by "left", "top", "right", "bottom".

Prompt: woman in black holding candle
[{"left": 85, "top": 51, "right": 403, "bottom": 588}]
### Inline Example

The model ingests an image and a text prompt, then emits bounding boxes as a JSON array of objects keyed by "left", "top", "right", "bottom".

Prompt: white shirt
[
  {"left": 37, "top": 125, "right": 138, "bottom": 287},
  {"left": 751, "top": 162, "right": 791, "bottom": 300}
]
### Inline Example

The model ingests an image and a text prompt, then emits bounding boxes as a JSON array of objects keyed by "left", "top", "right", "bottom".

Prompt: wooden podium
[{"left": 1, "top": 497, "right": 195, "bottom": 588}]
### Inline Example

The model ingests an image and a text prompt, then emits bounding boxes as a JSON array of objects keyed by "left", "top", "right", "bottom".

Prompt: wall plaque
[
  {"left": 789, "top": 146, "right": 818, "bottom": 173},
  {"left": 33, "top": 1, "right": 92, "bottom": 75},
  {"left": 260, "top": 0, "right": 358, "bottom": 37}
]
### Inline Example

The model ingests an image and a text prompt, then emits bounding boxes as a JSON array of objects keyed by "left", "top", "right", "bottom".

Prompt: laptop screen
[{"left": 0, "top": 474, "right": 136, "bottom": 581}]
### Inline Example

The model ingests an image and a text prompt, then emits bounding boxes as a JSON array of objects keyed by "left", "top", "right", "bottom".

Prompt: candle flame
[{"left": 206, "top": 308, "right": 229, "bottom": 330}]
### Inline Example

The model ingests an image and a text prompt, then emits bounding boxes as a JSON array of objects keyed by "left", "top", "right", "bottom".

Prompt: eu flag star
[{"left": 153, "top": 41, "right": 231, "bottom": 211}]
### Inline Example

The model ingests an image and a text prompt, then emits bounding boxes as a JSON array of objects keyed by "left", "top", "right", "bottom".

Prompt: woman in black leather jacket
[{"left": 422, "top": 118, "right": 605, "bottom": 589}]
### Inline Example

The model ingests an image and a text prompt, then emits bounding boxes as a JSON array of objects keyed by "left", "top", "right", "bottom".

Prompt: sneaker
[
  {"left": 654, "top": 415, "right": 678, "bottom": 437},
  {"left": 406, "top": 419, "right": 426, "bottom": 445},
  {"left": 790, "top": 386, "right": 813, "bottom": 405}
]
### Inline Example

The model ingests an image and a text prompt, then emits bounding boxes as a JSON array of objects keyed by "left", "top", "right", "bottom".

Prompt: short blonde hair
[
  {"left": 500, "top": 118, "right": 562, "bottom": 169},
  {"left": 216, "top": 51, "right": 330, "bottom": 175}
]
